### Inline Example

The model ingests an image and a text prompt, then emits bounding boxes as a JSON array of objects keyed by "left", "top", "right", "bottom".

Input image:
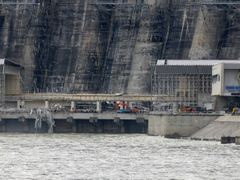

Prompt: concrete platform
[
  {"left": 148, "top": 114, "right": 219, "bottom": 137},
  {"left": 0, "top": 112, "right": 145, "bottom": 120},
  {"left": 191, "top": 115, "right": 240, "bottom": 141},
  {"left": 0, "top": 112, "right": 148, "bottom": 133},
  {"left": 0, "top": 111, "right": 223, "bottom": 136}
]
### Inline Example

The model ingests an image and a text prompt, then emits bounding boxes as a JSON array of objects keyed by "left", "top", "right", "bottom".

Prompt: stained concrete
[
  {"left": 0, "top": 111, "right": 222, "bottom": 135},
  {"left": 0, "top": 113, "right": 148, "bottom": 134},
  {"left": 148, "top": 114, "right": 219, "bottom": 137},
  {"left": 191, "top": 115, "right": 240, "bottom": 140},
  {"left": 1, "top": 1, "right": 239, "bottom": 94}
]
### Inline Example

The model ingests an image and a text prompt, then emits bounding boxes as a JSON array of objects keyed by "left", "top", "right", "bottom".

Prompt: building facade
[
  {"left": 152, "top": 60, "right": 240, "bottom": 111},
  {"left": 212, "top": 63, "right": 240, "bottom": 111},
  {"left": 0, "top": 59, "right": 22, "bottom": 105}
]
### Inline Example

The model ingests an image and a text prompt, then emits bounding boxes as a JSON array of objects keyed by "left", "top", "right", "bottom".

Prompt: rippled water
[{"left": 0, "top": 134, "right": 240, "bottom": 179}]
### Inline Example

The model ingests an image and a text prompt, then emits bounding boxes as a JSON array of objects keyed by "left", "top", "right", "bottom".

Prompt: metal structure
[
  {"left": 152, "top": 60, "right": 220, "bottom": 108},
  {"left": 153, "top": 70, "right": 212, "bottom": 107}
]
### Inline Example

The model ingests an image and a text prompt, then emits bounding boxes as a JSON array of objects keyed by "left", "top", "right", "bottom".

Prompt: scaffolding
[{"left": 152, "top": 64, "right": 212, "bottom": 109}]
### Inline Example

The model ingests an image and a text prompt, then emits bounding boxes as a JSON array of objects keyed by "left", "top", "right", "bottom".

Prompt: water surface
[{"left": 0, "top": 134, "right": 239, "bottom": 179}]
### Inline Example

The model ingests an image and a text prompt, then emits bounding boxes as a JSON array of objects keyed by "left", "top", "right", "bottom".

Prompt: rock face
[{"left": 0, "top": 0, "right": 239, "bottom": 94}]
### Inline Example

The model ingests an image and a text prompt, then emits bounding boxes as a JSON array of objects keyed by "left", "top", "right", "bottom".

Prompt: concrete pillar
[
  {"left": 129, "top": 102, "right": 133, "bottom": 109},
  {"left": 17, "top": 100, "right": 24, "bottom": 109},
  {"left": 172, "top": 102, "right": 178, "bottom": 114},
  {"left": 72, "top": 120, "right": 77, "bottom": 133},
  {"left": 17, "top": 100, "right": 25, "bottom": 109},
  {"left": 120, "top": 124, "right": 125, "bottom": 133},
  {"left": 119, "top": 120, "right": 125, "bottom": 133},
  {"left": 114, "top": 118, "right": 124, "bottom": 133},
  {"left": 0, "top": 119, "right": 6, "bottom": 132},
  {"left": 96, "top": 101, "right": 102, "bottom": 113},
  {"left": 17, "top": 100, "right": 21, "bottom": 109},
  {"left": 45, "top": 101, "right": 49, "bottom": 109},
  {"left": 96, "top": 121, "right": 103, "bottom": 133},
  {"left": 20, "top": 118, "right": 29, "bottom": 132},
  {"left": 189, "top": 7, "right": 225, "bottom": 59},
  {"left": 235, "top": 136, "right": 240, "bottom": 145},
  {"left": 22, "top": 100, "right": 25, "bottom": 107},
  {"left": 70, "top": 101, "right": 76, "bottom": 112},
  {"left": 66, "top": 116, "right": 77, "bottom": 132}
]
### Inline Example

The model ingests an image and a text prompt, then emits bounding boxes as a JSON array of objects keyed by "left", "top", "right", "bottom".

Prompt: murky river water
[{"left": 0, "top": 134, "right": 239, "bottom": 180}]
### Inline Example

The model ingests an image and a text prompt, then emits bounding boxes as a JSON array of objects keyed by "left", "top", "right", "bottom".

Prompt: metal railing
[{"left": 6, "top": 93, "right": 178, "bottom": 102}]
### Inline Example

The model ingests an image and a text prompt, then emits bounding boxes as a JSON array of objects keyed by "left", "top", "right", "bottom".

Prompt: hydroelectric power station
[{"left": 1, "top": 1, "right": 240, "bottom": 142}]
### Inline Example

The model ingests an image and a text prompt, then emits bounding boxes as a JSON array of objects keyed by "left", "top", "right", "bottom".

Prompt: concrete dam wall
[{"left": 0, "top": 0, "right": 239, "bottom": 93}]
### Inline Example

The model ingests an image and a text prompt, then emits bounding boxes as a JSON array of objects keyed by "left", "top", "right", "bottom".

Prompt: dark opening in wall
[
  {"left": 0, "top": 16, "right": 5, "bottom": 51},
  {"left": 0, "top": 16, "right": 4, "bottom": 27}
]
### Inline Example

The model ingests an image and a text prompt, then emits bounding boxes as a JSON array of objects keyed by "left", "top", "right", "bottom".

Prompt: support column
[
  {"left": 129, "top": 102, "right": 133, "bottom": 109},
  {"left": 17, "top": 100, "right": 21, "bottom": 109},
  {"left": 189, "top": 7, "right": 224, "bottom": 59},
  {"left": 70, "top": 101, "right": 76, "bottom": 112},
  {"left": 172, "top": 102, "right": 178, "bottom": 114},
  {"left": 96, "top": 101, "right": 102, "bottom": 113},
  {"left": 22, "top": 100, "right": 25, "bottom": 108},
  {"left": 235, "top": 136, "right": 240, "bottom": 145},
  {"left": 0, "top": 119, "right": 6, "bottom": 132},
  {"left": 17, "top": 100, "right": 25, "bottom": 109},
  {"left": 45, "top": 100, "right": 49, "bottom": 109},
  {"left": 72, "top": 120, "right": 77, "bottom": 133},
  {"left": 120, "top": 124, "right": 125, "bottom": 133},
  {"left": 19, "top": 116, "right": 29, "bottom": 132}
]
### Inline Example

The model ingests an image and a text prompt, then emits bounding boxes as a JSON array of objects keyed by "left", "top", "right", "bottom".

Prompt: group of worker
[{"left": 115, "top": 101, "right": 129, "bottom": 110}]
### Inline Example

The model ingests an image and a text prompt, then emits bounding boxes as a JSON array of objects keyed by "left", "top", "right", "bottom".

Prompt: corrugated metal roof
[
  {"left": 156, "top": 65, "right": 212, "bottom": 75},
  {"left": 0, "top": 58, "right": 21, "bottom": 67},
  {"left": 157, "top": 60, "right": 240, "bottom": 66}
]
